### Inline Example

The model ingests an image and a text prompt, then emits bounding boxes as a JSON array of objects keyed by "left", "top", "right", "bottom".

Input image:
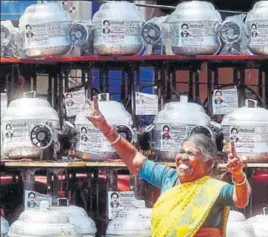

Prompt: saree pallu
[{"left": 151, "top": 176, "right": 230, "bottom": 237}]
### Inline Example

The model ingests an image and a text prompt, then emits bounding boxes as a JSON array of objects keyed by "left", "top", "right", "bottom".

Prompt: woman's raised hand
[
  {"left": 226, "top": 141, "right": 245, "bottom": 176},
  {"left": 86, "top": 96, "right": 108, "bottom": 130}
]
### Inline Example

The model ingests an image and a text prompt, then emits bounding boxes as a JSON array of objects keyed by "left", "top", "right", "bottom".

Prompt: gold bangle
[
  {"left": 232, "top": 173, "right": 246, "bottom": 186},
  {"left": 110, "top": 135, "right": 121, "bottom": 145}
]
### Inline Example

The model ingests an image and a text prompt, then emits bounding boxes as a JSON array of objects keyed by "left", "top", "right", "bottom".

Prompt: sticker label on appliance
[
  {"left": 212, "top": 88, "right": 238, "bottom": 115},
  {"left": 135, "top": 92, "right": 158, "bottom": 115},
  {"left": 100, "top": 19, "right": 140, "bottom": 44},
  {"left": 160, "top": 124, "right": 191, "bottom": 152},
  {"left": 248, "top": 21, "right": 268, "bottom": 47},
  {"left": 173, "top": 21, "right": 218, "bottom": 47},
  {"left": 64, "top": 88, "right": 86, "bottom": 117},
  {"left": 24, "top": 21, "right": 71, "bottom": 49},
  {"left": 24, "top": 190, "right": 52, "bottom": 210},
  {"left": 3, "top": 120, "right": 29, "bottom": 147},
  {"left": 3, "top": 120, "right": 51, "bottom": 148},
  {"left": 102, "top": 19, "right": 125, "bottom": 44},
  {"left": 79, "top": 126, "right": 103, "bottom": 153},
  {"left": 1, "top": 93, "right": 8, "bottom": 118},
  {"left": 108, "top": 191, "right": 145, "bottom": 219},
  {"left": 223, "top": 125, "right": 268, "bottom": 153},
  {"left": 78, "top": 126, "right": 115, "bottom": 153}
]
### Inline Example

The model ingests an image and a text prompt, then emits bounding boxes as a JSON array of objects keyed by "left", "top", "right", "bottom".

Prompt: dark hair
[
  {"left": 181, "top": 23, "right": 188, "bottom": 29},
  {"left": 251, "top": 24, "right": 257, "bottom": 29},
  {"left": 25, "top": 24, "right": 32, "bottom": 29},
  {"left": 28, "top": 192, "right": 36, "bottom": 198},
  {"left": 215, "top": 90, "right": 222, "bottom": 96},
  {"left": 103, "top": 20, "right": 110, "bottom": 26},
  {"left": 163, "top": 125, "right": 170, "bottom": 131},
  {"left": 111, "top": 192, "right": 119, "bottom": 199},
  {"left": 66, "top": 93, "right": 72, "bottom": 98},
  {"left": 6, "top": 124, "right": 12, "bottom": 130},
  {"left": 81, "top": 127, "right": 87, "bottom": 133},
  {"left": 182, "top": 134, "right": 217, "bottom": 162},
  {"left": 231, "top": 127, "right": 238, "bottom": 134}
]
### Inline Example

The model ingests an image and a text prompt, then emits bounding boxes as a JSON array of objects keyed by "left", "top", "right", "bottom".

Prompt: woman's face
[
  {"left": 112, "top": 195, "right": 118, "bottom": 203},
  {"left": 175, "top": 141, "right": 208, "bottom": 183},
  {"left": 104, "top": 22, "right": 110, "bottom": 30},
  {"left": 182, "top": 25, "right": 188, "bottom": 34},
  {"left": 231, "top": 130, "right": 238, "bottom": 139},
  {"left": 215, "top": 92, "right": 222, "bottom": 101},
  {"left": 28, "top": 194, "right": 35, "bottom": 203},
  {"left": 163, "top": 127, "right": 169, "bottom": 136}
]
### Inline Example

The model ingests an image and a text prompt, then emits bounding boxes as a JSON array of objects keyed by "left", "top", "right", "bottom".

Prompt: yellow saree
[{"left": 151, "top": 176, "right": 230, "bottom": 237}]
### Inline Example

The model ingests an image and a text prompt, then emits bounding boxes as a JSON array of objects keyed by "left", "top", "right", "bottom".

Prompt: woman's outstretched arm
[{"left": 86, "top": 97, "right": 146, "bottom": 174}]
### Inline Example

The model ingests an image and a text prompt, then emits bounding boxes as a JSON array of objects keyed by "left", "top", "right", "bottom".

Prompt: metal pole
[
  {"left": 207, "top": 63, "right": 213, "bottom": 116},
  {"left": 171, "top": 67, "right": 176, "bottom": 95},
  {"left": 265, "top": 70, "right": 268, "bottom": 106},
  {"left": 58, "top": 66, "right": 64, "bottom": 129},
  {"left": 32, "top": 71, "right": 37, "bottom": 91},
  {"left": 129, "top": 64, "right": 137, "bottom": 128},
  {"left": 195, "top": 69, "right": 200, "bottom": 103},
  {"left": 48, "top": 74, "right": 53, "bottom": 105},
  {"left": 64, "top": 67, "right": 69, "bottom": 93},
  {"left": 100, "top": 68, "right": 104, "bottom": 93},
  {"left": 136, "top": 64, "right": 141, "bottom": 92},
  {"left": 104, "top": 69, "right": 109, "bottom": 93},
  {"left": 160, "top": 63, "right": 165, "bottom": 108},
  {"left": 120, "top": 70, "right": 126, "bottom": 102},
  {"left": 258, "top": 69, "right": 263, "bottom": 99},
  {"left": 11, "top": 65, "right": 15, "bottom": 100},
  {"left": 87, "top": 64, "right": 93, "bottom": 100},
  {"left": 214, "top": 67, "right": 219, "bottom": 89},
  {"left": 239, "top": 66, "right": 246, "bottom": 107},
  {"left": 189, "top": 70, "right": 194, "bottom": 100}
]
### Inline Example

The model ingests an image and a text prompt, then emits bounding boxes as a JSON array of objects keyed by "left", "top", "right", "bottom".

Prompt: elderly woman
[{"left": 87, "top": 97, "right": 250, "bottom": 237}]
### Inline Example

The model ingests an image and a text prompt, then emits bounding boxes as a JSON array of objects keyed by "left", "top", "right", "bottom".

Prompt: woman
[{"left": 87, "top": 97, "right": 250, "bottom": 237}]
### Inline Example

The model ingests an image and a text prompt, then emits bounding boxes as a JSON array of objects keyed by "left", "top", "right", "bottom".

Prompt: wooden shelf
[
  {"left": 2, "top": 160, "right": 268, "bottom": 169},
  {"left": 2, "top": 160, "right": 87, "bottom": 168},
  {"left": 218, "top": 163, "right": 268, "bottom": 168},
  {"left": 1, "top": 160, "right": 176, "bottom": 168}
]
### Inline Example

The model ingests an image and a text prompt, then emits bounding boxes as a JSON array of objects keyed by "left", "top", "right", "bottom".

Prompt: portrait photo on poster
[
  {"left": 5, "top": 123, "right": 13, "bottom": 139},
  {"left": 26, "top": 191, "right": 37, "bottom": 208},
  {"left": 107, "top": 191, "right": 142, "bottom": 219},
  {"left": 230, "top": 127, "right": 241, "bottom": 147},
  {"left": 110, "top": 192, "right": 121, "bottom": 208},
  {"left": 162, "top": 125, "right": 171, "bottom": 140},
  {"left": 135, "top": 92, "right": 158, "bottom": 116},
  {"left": 181, "top": 23, "right": 190, "bottom": 38},
  {"left": 81, "top": 126, "right": 88, "bottom": 134},
  {"left": 25, "top": 24, "right": 34, "bottom": 38},
  {"left": 65, "top": 93, "right": 74, "bottom": 107},
  {"left": 24, "top": 190, "right": 52, "bottom": 210},
  {"left": 251, "top": 23, "right": 258, "bottom": 38},
  {"left": 81, "top": 133, "right": 88, "bottom": 142},
  {"left": 108, "top": 191, "right": 123, "bottom": 219},
  {"left": 212, "top": 88, "right": 238, "bottom": 115},
  {"left": 102, "top": 20, "right": 111, "bottom": 34},
  {"left": 64, "top": 89, "right": 86, "bottom": 117},
  {"left": 213, "top": 90, "right": 224, "bottom": 105}
]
